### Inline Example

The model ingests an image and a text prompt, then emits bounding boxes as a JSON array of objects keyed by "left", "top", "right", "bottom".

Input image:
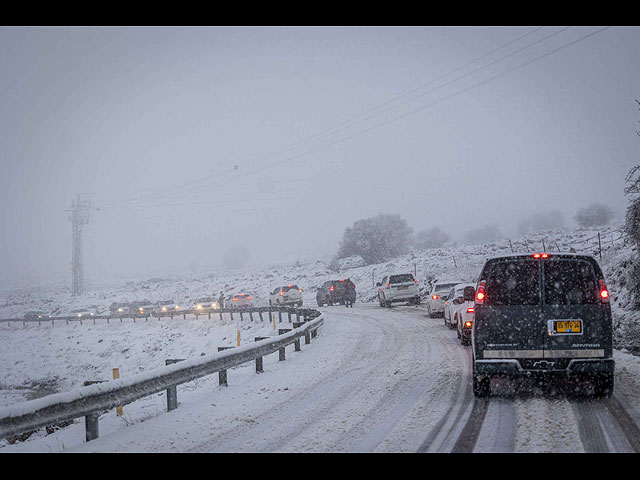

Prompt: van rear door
[
  {"left": 475, "top": 257, "right": 544, "bottom": 360},
  {"left": 542, "top": 257, "right": 612, "bottom": 360}
]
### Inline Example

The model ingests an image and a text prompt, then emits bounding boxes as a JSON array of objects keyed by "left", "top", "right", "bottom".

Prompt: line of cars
[{"left": 426, "top": 253, "right": 614, "bottom": 398}]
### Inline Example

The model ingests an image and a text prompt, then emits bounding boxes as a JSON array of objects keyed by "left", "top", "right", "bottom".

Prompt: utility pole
[{"left": 66, "top": 194, "right": 91, "bottom": 296}]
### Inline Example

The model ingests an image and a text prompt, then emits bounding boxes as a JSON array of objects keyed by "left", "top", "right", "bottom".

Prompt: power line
[
  {"left": 98, "top": 27, "right": 547, "bottom": 209},
  {"left": 99, "top": 27, "right": 610, "bottom": 212}
]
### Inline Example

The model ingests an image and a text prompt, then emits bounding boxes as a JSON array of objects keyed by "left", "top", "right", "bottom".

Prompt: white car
[
  {"left": 443, "top": 283, "right": 475, "bottom": 329},
  {"left": 427, "top": 280, "right": 463, "bottom": 318},
  {"left": 153, "top": 300, "right": 181, "bottom": 315},
  {"left": 377, "top": 273, "right": 420, "bottom": 307},
  {"left": 231, "top": 294, "right": 253, "bottom": 308},
  {"left": 192, "top": 297, "right": 218, "bottom": 313},
  {"left": 269, "top": 285, "right": 303, "bottom": 306},
  {"left": 454, "top": 284, "right": 476, "bottom": 346}
]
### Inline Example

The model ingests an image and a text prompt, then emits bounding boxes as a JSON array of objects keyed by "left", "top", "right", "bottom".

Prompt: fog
[{"left": 1, "top": 26, "right": 639, "bottom": 289}]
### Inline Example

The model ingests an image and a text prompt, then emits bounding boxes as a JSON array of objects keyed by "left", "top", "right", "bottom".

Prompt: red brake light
[
  {"left": 386, "top": 282, "right": 390, "bottom": 287},
  {"left": 532, "top": 253, "right": 541, "bottom": 259},
  {"left": 465, "top": 321, "right": 473, "bottom": 328},
  {"left": 467, "top": 307, "right": 474, "bottom": 313},
  {"left": 233, "top": 297, "right": 238, "bottom": 301},
  {"left": 280, "top": 291, "right": 284, "bottom": 296},
  {"left": 476, "top": 281, "right": 486, "bottom": 305},
  {"left": 330, "top": 285, "right": 334, "bottom": 292},
  {"left": 414, "top": 279, "right": 418, "bottom": 285},
  {"left": 432, "top": 295, "right": 440, "bottom": 300},
  {"left": 299, "top": 289, "right": 303, "bottom": 293},
  {"left": 541, "top": 253, "right": 549, "bottom": 258},
  {"left": 599, "top": 280, "right": 609, "bottom": 302},
  {"left": 247, "top": 296, "right": 252, "bottom": 300}
]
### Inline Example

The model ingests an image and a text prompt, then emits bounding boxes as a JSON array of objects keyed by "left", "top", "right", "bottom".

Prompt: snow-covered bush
[
  {"left": 414, "top": 227, "right": 451, "bottom": 250},
  {"left": 336, "top": 213, "right": 412, "bottom": 265},
  {"left": 575, "top": 203, "right": 614, "bottom": 227}
]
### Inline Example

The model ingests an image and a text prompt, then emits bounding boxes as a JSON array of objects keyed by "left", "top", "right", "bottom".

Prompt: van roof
[{"left": 484, "top": 253, "right": 597, "bottom": 262}]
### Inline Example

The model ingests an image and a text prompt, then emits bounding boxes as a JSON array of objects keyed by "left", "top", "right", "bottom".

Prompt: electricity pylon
[{"left": 67, "top": 194, "right": 91, "bottom": 296}]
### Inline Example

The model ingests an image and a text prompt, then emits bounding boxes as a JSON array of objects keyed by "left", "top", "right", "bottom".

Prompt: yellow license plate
[{"left": 556, "top": 321, "right": 581, "bottom": 333}]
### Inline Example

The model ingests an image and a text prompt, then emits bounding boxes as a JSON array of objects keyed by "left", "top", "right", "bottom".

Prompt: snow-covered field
[{"left": 1, "top": 223, "right": 640, "bottom": 452}]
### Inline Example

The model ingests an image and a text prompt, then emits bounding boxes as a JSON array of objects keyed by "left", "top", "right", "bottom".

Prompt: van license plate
[
  {"left": 554, "top": 320, "right": 582, "bottom": 334},
  {"left": 398, "top": 286, "right": 408, "bottom": 290}
]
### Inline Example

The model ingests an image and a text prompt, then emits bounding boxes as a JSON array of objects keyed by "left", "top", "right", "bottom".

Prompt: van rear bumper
[{"left": 474, "top": 358, "right": 614, "bottom": 376}]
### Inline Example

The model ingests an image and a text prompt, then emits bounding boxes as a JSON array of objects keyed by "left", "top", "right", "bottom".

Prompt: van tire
[
  {"left": 473, "top": 375, "right": 491, "bottom": 397},
  {"left": 593, "top": 373, "right": 614, "bottom": 397},
  {"left": 472, "top": 363, "right": 491, "bottom": 397}
]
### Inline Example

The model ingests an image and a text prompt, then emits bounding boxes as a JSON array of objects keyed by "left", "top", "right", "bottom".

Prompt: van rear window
[
  {"left": 485, "top": 260, "right": 540, "bottom": 305},
  {"left": 389, "top": 274, "right": 414, "bottom": 284},
  {"left": 543, "top": 260, "right": 598, "bottom": 305}
]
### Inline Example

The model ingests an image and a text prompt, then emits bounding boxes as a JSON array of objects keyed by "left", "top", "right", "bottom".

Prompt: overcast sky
[{"left": 1, "top": 26, "right": 639, "bottom": 289}]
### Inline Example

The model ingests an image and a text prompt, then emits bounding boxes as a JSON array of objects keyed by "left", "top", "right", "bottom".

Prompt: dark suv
[
  {"left": 471, "top": 253, "right": 614, "bottom": 397},
  {"left": 316, "top": 279, "right": 356, "bottom": 306}
]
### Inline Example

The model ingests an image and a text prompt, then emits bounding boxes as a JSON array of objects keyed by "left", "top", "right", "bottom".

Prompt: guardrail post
[
  {"left": 288, "top": 309, "right": 292, "bottom": 323},
  {"left": 293, "top": 321, "right": 303, "bottom": 351},
  {"left": 278, "top": 329, "right": 291, "bottom": 361},
  {"left": 230, "top": 310, "right": 234, "bottom": 321},
  {"left": 217, "top": 347, "right": 234, "bottom": 386},
  {"left": 85, "top": 412, "right": 100, "bottom": 442},
  {"left": 165, "top": 359, "right": 185, "bottom": 411},
  {"left": 305, "top": 331, "right": 311, "bottom": 344},
  {"left": 249, "top": 310, "right": 254, "bottom": 322},
  {"left": 258, "top": 310, "right": 264, "bottom": 322},
  {"left": 278, "top": 309, "right": 282, "bottom": 323},
  {"left": 311, "top": 328, "right": 318, "bottom": 339},
  {"left": 255, "top": 336, "right": 268, "bottom": 373},
  {"left": 239, "top": 311, "right": 244, "bottom": 322}
]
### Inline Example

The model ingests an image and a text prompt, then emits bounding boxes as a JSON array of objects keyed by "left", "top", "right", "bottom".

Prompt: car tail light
[
  {"left": 464, "top": 321, "right": 473, "bottom": 328},
  {"left": 386, "top": 282, "right": 390, "bottom": 288},
  {"left": 599, "top": 279, "right": 609, "bottom": 303},
  {"left": 532, "top": 253, "right": 541, "bottom": 259},
  {"left": 299, "top": 289, "right": 303, "bottom": 293},
  {"left": 247, "top": 296, "right": 252, "bottom": 300},
  {"left": 467, "top": 307, "right": 474, "bottom": 313},
  {"left": 280, "top": 291, "right": 284, "bottom": 296},
  {"left": 476, "top": 281, "right": 486, "bottom": 305},
  {"left": 432, "top": 295, "right": 440, "bottom": 300},
  {"left": 541, "top": 253, "right": 550, "bottom": 258},
  {"left": 414, "top": 279, "right": 418, "bottom": 285},
  {"left": 233, "top": 297, "right": 238, "bottom": 302},
  {"left": 330, "top": 285, "right": 334, "bottom": 292}
]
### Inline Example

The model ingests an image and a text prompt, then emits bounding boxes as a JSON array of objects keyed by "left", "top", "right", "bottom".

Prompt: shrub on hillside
[
  {"left": 575, "top": 203, "right": 614, "bottom": 227},
  {"left": 337, "top": 213, "right": 412, "bottom": 265}
]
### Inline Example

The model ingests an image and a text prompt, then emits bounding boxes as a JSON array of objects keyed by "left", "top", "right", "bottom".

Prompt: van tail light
[
  {"left": 247, "top": 296, "right": 252, "bottom": 301},
  {"left": 599, "top": 280, "right": 609, "bottom": 303},
  {"left": 299, "top": 289, "right": 303, "bottom": 293},
  {"left": 467, "top": 307, "right": 475, "bottom": 313},
  {"left": 532, "top": 253, "right": 550, "bottom": 259},
  {"left": 330, "top": 285, "right": 334, "bottom": 292},
  {"left": 476, "top": 281, "right": 486, "bottom": 305},
  {"left": 414, "top": 279, "right": 418, "bottom": 285},
  {"left": 386, "top": 282, "right": 390, "bottom": 288},
  {"left": 464, "top": 321, "right": 473, "bottom": 329},
  {"left": 233, "top": 297, "right": 238, "bottom": 302},
  {"left": 280, "top": 291, "right": 284, "bottom": 296},
  {"left": 532, "top": 253, "right": 541, "bottom": 259},
  {"left": 432, "top": 295, "right": 440, "bottom": 300}
]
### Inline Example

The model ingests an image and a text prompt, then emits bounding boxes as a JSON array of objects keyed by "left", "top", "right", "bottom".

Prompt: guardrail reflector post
[
  {"left": 273, "top": 313, "right": 276, "bottom": 330},
  {"left": 112, "top": 368, "right": 123, "bottom": 416},
  {"left": 237, "top": 330, "right": 241, "bottom": 347}
]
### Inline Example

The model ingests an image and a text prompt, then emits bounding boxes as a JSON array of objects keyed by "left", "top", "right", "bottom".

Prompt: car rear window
[
  {"left": 389, "top": 274, "right": 414, "bottom": 284},
  {"left": 543, "top": 260, "right": 599, "bottom": 305},
  {"left": 282, "top": 285, "right": 299, "bottom": 292},
  {"left": 485, "top": 260, "right": 540, "bottom": 306},
  {"left": 435, "top": 283, "right": 458, "bottom": 293}
]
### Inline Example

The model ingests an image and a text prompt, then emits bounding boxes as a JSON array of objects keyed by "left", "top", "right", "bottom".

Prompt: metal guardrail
[
  {"left": 0, "top": 307, "right": 324, "bottom": 443},
  {"left": 0, "top": 305, "right": 319, "bottom": 325}
]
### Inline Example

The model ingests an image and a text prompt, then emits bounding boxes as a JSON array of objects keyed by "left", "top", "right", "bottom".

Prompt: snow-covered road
[{"left": 4, "top": 303, "right": 640, "bottom": 452}]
